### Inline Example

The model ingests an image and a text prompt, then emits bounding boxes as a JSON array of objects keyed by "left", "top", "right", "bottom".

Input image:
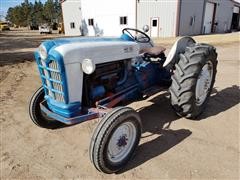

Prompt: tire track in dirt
[{"left": 0, "top": 69, "right": 10, "bottom": 83}]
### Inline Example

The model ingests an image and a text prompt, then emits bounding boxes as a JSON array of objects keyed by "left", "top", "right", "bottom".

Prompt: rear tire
[
  {"left": 89, "top": 107, "right": 142, "bottom": 174},
  {"left": 29, "top": 87, "right": 64, "bottom": 129},
  {"left": 169, "top": 43, "right": 218, "bottom": 119}
]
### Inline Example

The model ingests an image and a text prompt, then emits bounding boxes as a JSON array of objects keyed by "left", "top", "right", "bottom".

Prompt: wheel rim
[
  {"left": 107, "top": 121, "right": 137, "bottom": 163},
  {"left": 195, "top": 61, "right": 213, "bottom": 106}
]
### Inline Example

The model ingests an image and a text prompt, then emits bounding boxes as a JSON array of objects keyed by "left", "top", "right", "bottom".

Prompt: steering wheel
[{"left": 122, "top": 28, "right": 151, "bottom": 43}]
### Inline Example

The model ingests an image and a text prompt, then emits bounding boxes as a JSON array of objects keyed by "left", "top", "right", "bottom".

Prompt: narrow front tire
[
  {"left": 29, "top": 87, "right": 64, "bottom": 129},
  {"left": 89, "top": 107, "right": 142, "bottom": 174}
]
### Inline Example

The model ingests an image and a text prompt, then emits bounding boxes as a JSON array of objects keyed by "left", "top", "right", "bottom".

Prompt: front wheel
[
  {"left": 169, "top": 43, "right": 218, "bottom": 119},
  {"left": 29, "top": 87, "right": 64, "bottom": 129},
  {"left": 89, "top": 107, "right": 142, "bottom": 174}
]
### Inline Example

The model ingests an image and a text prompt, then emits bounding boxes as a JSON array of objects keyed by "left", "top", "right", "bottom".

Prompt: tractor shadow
[
  {"left": 118, "top": 92, "right": 192, "bottom": 173},
  {"left": 196, "top": 85, "right": 240, "bottom": 120},
  {"left": 118, "top": 85, "right": 240, "bottom": 173}
]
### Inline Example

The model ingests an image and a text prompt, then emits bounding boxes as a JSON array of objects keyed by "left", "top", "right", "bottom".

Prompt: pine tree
[{"left": 5, "top": 0, "right": 62, "bottom": 27}]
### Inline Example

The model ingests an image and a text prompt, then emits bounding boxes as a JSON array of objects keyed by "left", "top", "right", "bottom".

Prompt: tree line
[{"left": 6, "top": 0, "right": 62, "bottom": 28}]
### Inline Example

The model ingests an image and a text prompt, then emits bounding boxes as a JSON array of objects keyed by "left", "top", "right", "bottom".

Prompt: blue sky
[{"left": 0, "top": 0, "right": 47, "bottom": 20}]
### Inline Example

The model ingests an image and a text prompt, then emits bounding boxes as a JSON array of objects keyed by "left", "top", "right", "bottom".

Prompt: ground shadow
[
  {"left": 117, "top": 85, "right": 239, "bottom": 173},
  {"left": 118, "top": 128, "right": 192, "bottom": 173},
  {"left": 0, "top": 32, "right": 60, "bottom": 66},
  {"left": 0, "top": 51, "right": 34, "bottom": 66},
  {"left": 198, "top": 85, "right": 240, "bottom": 119},
  {"left": 145, "top": 85, "right": 240, "bottom": 121},
  {"left": 118, "top": 92, "right": 191, "bottom": 173}
]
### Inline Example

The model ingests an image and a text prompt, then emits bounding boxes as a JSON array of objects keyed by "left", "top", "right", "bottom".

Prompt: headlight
[
  {"left": 39, "top": 44, "right": 48, "bottom": 60},
  {"left": 82, "top": 59, "right": 96, "bottom": 74}
]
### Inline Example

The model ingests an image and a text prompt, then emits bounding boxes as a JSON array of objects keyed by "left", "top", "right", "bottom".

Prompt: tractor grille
[{"left": 38, "top": 59, "right": 66, "bottom": 103}]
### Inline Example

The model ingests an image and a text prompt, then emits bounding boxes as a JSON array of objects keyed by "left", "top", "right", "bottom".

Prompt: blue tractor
[{"left": 29, "top": 27, "right": 218, "bottom": 173}]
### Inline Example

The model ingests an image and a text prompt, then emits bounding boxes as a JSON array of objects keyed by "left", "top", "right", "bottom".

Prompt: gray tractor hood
[{"left": 48, "top": 37, "right": 140, "bottom": 65}]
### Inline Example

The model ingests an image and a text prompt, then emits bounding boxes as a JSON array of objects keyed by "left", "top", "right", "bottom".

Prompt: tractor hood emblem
[{"left": 123, "top": 46, "right": 133, "bottom": 53}]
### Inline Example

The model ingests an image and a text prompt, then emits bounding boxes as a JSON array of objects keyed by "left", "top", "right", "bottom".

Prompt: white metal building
[
  {"left": 178, "top": 0, "right": 240, "bottom": 36},
  {"left": 61, "top": 0, "right": 240, "bottom": 37},
  {"left": 61, "top": 0, "right": 136, "bottom": 36},
  {"left": 61, "top": 0, "right": 82, "bottom": 36}
]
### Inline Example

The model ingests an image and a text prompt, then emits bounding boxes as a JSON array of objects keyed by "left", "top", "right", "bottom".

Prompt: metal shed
[
  {"left": 61, "top": 0, "right": 240, "bottom": 37},
  {"left": 178, "top": 0, "right": 240, "bottom": 36}
]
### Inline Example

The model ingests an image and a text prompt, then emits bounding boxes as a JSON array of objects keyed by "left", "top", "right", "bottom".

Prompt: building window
[
  {"left": 70, "top": 22, "right": 75, "bottom": 29},
  {"left": 152, "top": 19, "right": 157, "bottom": 27},
  {"left": 120, "top": 16, "right": 128, "bottom": 25},
  {"left": 88, "top": 19, "right": 94, "bottom": 26}
]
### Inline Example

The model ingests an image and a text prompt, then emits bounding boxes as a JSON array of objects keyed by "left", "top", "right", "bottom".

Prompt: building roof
[{"left": 231, "top": 0, "right": 240, "bottom": 6}]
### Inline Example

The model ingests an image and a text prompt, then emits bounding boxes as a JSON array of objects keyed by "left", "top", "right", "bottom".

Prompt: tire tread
[{"left": 170, "top": 44, "right": 218, "bottom": 118}]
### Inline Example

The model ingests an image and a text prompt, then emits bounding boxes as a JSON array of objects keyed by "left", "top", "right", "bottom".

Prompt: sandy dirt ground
[{"left": 0, "top": 29, "right": 239, "bottom": 179}]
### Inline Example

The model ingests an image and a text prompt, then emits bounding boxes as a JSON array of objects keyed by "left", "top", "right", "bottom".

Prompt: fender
[{"left": 163, "top": 36, "right": 196, "bottom": 68}]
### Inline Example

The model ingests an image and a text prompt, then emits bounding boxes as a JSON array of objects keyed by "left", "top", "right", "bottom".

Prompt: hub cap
[
  {"left": 107, "top": 121, "right": 137, "bottom": 163},
  {"left": 195, "top": 61, "right": 213, "bottom": 106}
]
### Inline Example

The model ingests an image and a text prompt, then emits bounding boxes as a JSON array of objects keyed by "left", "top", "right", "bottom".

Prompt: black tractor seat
[{"left": 140, "top": 46, "right": 166, "bottom": 58}]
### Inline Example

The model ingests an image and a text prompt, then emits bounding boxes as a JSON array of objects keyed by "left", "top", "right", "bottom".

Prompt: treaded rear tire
[
  {"left": 89, "top": 107, "right": 142, "bottom": 174},
  {"left": 169, "top": 43, "right": 218, "bottom": 119},
  {"left": 29, "top": 87, "right": 64, "bottom": 129}
]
